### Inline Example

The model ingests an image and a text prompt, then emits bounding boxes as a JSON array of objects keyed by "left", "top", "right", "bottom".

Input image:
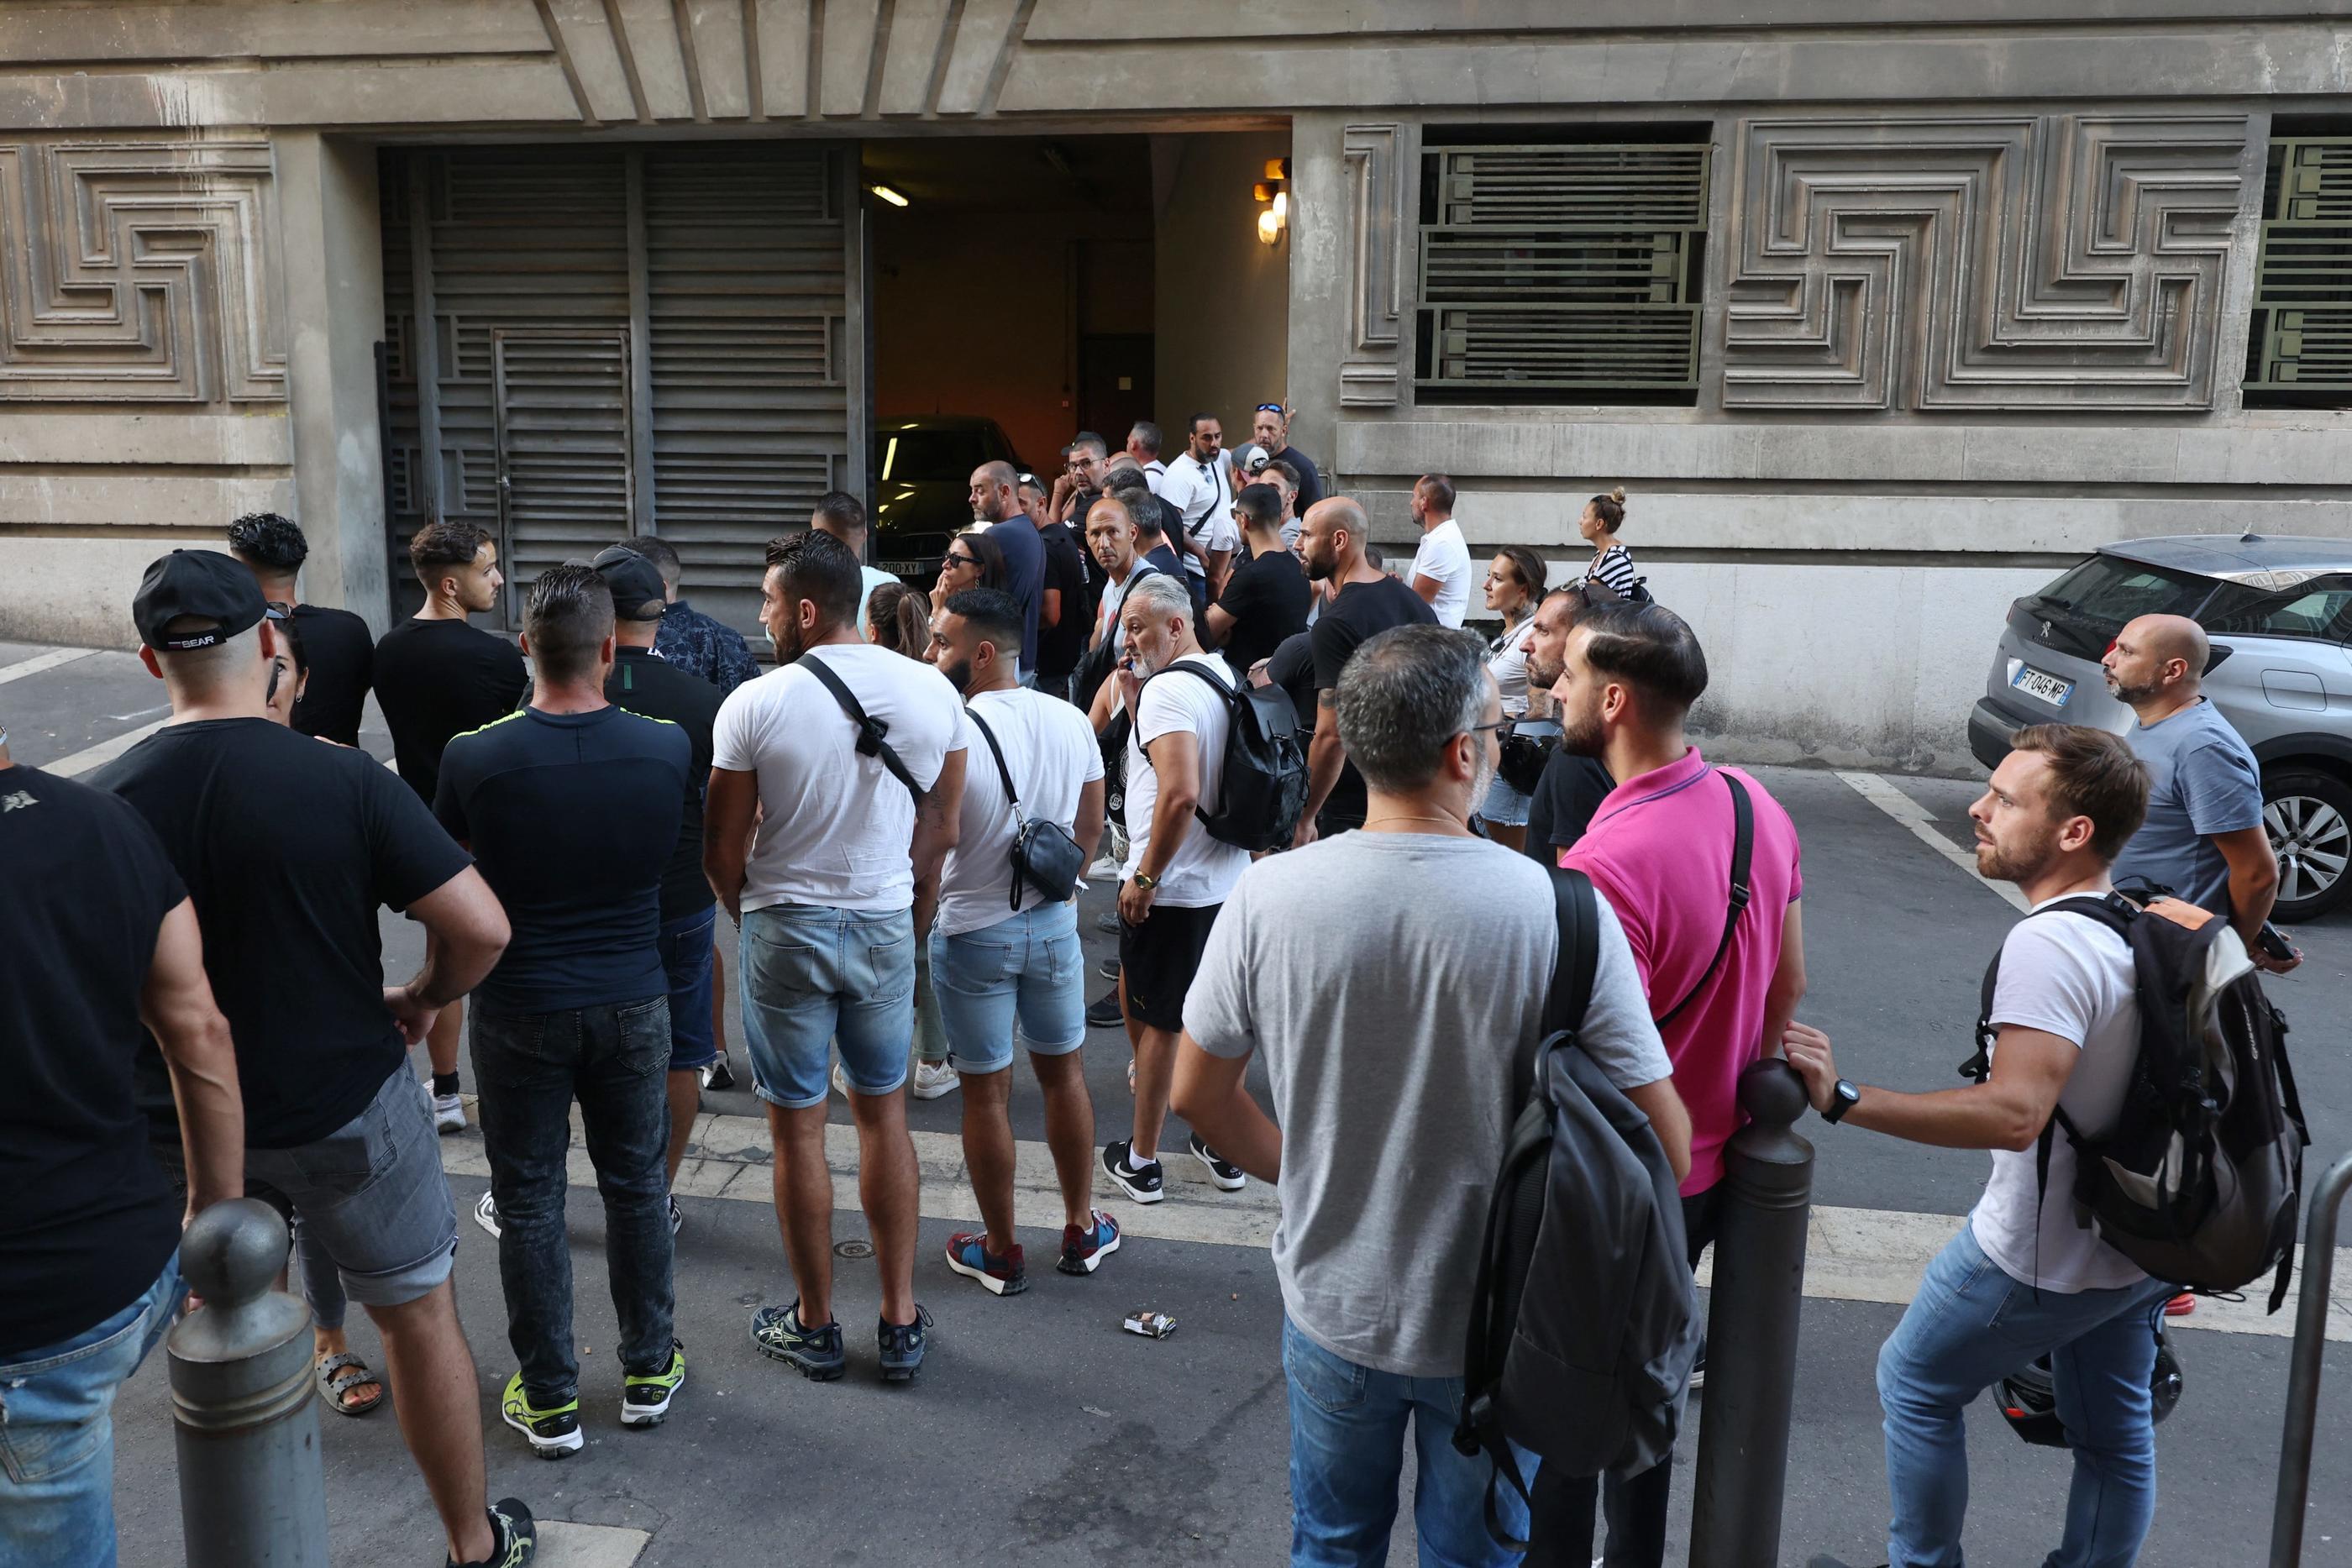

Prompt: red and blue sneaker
[
  {"left": 1057, "top": 1209, "right": 1121, "bottom": 1277},
  {"left": 943, "top": 1233, "right": 1027, "bottom": 1296}
]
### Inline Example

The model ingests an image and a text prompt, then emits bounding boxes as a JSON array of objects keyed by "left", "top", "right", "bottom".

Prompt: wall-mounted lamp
[
  {"left": 1253, "top": 157, "right": 1292, "bottom": 246},
  {"left": 870, "top": 184, "right": 910, "bottom": 207}
]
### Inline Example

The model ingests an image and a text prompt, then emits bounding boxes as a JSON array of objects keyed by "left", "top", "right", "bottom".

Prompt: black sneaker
[
  {"left": 1097, "top": 955, "right": 1121, "bottom": 983},
  {"left": 449, "top": 1497, "right": 537, "bottom": 1566},
  {"left": 749, "top": 1301, "right": 846, "bottom": 1381},
  {"left": 702, "top": 1052, "right": 736, "bottom": 1093},
  {"left": 1085, "top": 989, "right": 1124, "bottom": 1030},
  {"left": 1100, "top": 1139, "right": 1164, "bottom": 1204},
  {"left": 878, "top": 1306, "right": 932, "bottom": 1383},
  {"left": 1688, "top": 1337, "right": 1707, "bottom": 1391},
  {"left": 1188, "top": 1132, "right": 1247, "bottom": 1192}
]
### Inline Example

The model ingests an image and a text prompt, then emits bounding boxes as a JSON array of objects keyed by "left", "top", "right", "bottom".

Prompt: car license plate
[{"left": 2010, "top": 665, "right": 2073, "bottom": 708}]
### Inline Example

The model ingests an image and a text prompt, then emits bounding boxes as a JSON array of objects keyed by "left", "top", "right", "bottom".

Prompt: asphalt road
[{"left": 7, "top": 641, "right": 2350, "bottom": 1568}]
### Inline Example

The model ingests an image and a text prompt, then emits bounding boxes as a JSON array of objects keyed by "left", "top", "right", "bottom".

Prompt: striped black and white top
[{"left": 1587, "top": 543, "right": 1639, "bottom": 596}]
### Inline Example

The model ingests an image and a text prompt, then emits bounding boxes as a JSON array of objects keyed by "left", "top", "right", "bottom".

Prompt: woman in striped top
[{"left": 1578, "top": 485, "right": 1640, "bottom": 596}]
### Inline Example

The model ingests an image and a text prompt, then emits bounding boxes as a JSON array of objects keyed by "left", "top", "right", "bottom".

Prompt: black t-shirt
[
  {"left": 435, "top": 705, "right": 690, "bottom": 1015},
  {"left": 95, "top": 718, "right": 473, "bottom": 1149},
  {"left": 1215, "top": 548, "right": 1311, "bottom": 675},
  {"left": 373, "top": 616, "right": 528, "bottom": 803},
  {"left": 1523, "top": 748, "right": 1616, "bottom": 866},
  {"left": 1309, "top": 576, "right": 1439, "bottom": 824},
  {"left": 607, "top": 648, "right": 720, "bottom": 921},
  {"left": 289, "top": 604, "right": 375, "bottom": 747},
  {"left": 1265, "top": 629, "right": 1317, "bottom": 732},
  {"left": 1272, "top": 445, "right": 1325, "bottom": 512},
  {"left": 0, "top": 766, "right": 187, "bottom": 1356},
  {"left": 1036, "top": 521, "right": 1093, "bottom": 681}
]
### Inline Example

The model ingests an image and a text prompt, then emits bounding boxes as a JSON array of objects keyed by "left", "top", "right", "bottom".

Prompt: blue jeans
[
  {"left": 930, "top": 901, "right": 1086, "bottom": 1073},
  {"left": 472, "top": 999, "right": 677, "bottom": 1402},
  {"left": 658, "top": 905, "right": 719, "bottom": 1071},
  {"left": 738, "top": 903, "right": 916, "bottom": 1109},
  {"left": 1877, "top": 1225, "right": 2174, "bottom": 1568},
  {"left": 1283, "top": 1317, "right": 1530, "bottom": 1568},
  {"left": 0, "top": 1254, "right": 183, "bottom": 1568}
]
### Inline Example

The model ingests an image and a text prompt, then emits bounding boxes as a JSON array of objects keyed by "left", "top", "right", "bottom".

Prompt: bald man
[
  {"left": 2101, "top": 613, "right": 2297, "bottom": 971},
  {"left": 969, "top": 459, "right": 1044, "bottom": 674}
]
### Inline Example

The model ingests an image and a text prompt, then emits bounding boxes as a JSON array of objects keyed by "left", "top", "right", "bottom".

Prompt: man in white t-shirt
[
  {"left": 1126, "top": 420, "right": 1168, "bottom": 494},
  {"left": 811, "top": 491, "right": 897, "bottom": 642},
  {"left": 1407, "top": 473, "right": 1474, "bottom": 627},
  {"left": 917, "top": 588, "right": 1120, "bottom": 1296},
  {"left": 704, "top": 531, "right": 969, "bottom": 1386},
  {"left": 1099, "top": 571, "right": 1252, "bottom": 1205},
  {"left": 1782, "top": 723, "right": 2176, "bottom": 1568},
  {"left": 1158, "top": 412, "right": 1241, "bottom": 597}
]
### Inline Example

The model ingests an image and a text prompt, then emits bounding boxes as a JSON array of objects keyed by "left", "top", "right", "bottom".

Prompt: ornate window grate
[
  {"left": 2245, "top": 138, "right": 2352, "bottom": 401},
  {"left": 1414, "top": 142, "right": 1709, "bottom": 404}
]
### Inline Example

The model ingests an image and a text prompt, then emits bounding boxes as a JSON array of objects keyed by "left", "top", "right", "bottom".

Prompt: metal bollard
[
  {"left": 1689, "top": 1058, "right": 1816, "bottom": 1568},
  {"left": 2267, "top": 1150, "right": 2352, "bottom": 1567},
  {"left": 168, "top": 1198, "right": 331, "bottom": 1568}
]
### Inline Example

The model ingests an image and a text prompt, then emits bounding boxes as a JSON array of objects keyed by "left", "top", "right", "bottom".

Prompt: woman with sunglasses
[
  {"left": 934, "top": 530, "right": 1007, "bottom": 605},
  {"left": 1478, "top": 546, "right": 1550, "bottom": 852}
]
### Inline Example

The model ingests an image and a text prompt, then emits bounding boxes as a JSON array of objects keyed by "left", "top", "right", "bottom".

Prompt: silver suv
[{"left": 1968, "top": 534, "right": 2352, "bottom": 921}]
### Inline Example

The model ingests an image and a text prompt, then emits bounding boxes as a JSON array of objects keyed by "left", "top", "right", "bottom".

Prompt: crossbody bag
[{"left": 965, "top": 705, "right": 1087, "bottom": 909}]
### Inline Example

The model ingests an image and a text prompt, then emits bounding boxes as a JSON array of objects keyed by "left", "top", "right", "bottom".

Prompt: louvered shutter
[{"left": 2245, "top": 138, "right": 2352, "bottom": 401}]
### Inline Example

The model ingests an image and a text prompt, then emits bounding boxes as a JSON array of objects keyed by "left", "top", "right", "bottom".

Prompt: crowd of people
[{"left": 0, "top": 395, "right": 2305, "bottom": 1568}]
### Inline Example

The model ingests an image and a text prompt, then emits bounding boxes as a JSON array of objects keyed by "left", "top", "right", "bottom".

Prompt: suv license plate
[{"left": 2011, "top": 666, "right": 2073, "bottom": 708}]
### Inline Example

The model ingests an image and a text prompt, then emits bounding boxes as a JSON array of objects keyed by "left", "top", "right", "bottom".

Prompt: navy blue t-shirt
[
  {"left": 434, "top": 705, "right": 690, "bottom": 1015},
  {"left": 989, "top": 513, "right": 1046, "bottom": 672}
]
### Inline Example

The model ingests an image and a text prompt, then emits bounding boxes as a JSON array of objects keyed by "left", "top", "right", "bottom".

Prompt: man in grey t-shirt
[
  {"left": 2101, "top": 614, "right": 2297, "bottom": 972},
  {"left": 1171, "top": 624, "right": 1688, "bottom": 1566}
]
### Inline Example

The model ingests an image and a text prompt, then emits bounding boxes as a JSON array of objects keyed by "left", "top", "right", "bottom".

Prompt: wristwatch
[
  {"left": 1131, "top": 870, "right": 1160, "bottom": 892},
  {"left": 1823, "top": 1079, "right": 1861, "bottom": 1125}
]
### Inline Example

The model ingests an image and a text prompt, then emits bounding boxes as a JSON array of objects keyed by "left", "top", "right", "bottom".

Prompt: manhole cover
[{"left": 833, "top": 1238, "right": 874, "bottom": 1260}]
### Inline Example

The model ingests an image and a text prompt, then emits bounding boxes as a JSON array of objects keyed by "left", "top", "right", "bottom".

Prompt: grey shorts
[{"left": 161, "top": 1066, "right": 459, "bottom": 1311}]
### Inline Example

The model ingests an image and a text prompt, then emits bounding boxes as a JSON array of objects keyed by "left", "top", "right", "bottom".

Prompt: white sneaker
[
  {"left": 1087, "top": 854, "right": 1121, "bottom": 880},
  {"left": 432, "top": 1091, "right": 465, "bottom": 1135},
  {"left": 911, "top": 1061, "right": 960, "bottom": 1100},
  {"left": 473, "top": 1191, "right": 502, "bottom": 1239}
]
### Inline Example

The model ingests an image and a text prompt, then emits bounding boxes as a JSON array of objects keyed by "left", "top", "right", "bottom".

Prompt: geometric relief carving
[
  {"left": 1722, "top": 115, "right": 2245, "bottom": 411},
  {"left": 1341, "top": 122, "right": 1408, "bottom": 408},
  {"left": 0, "top": 139, "right": 284, "bottom": 403}
]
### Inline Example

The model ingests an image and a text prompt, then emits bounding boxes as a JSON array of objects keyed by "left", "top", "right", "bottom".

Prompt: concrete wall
[
  {"left": 1152, "top": 132, "right": 1294, "bottom": 444},
  {"left": 3, "top": 2, "right": 2352, "bottom": 770}
]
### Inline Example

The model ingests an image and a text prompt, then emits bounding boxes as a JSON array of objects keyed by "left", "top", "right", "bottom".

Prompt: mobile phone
[{"left": 2257, "top": 922, "right": 2296, "bottom": 963}]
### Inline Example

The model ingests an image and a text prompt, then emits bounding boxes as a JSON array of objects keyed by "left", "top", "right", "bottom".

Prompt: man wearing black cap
[
  {"left": 596, "top": 546, "right": 727, "bottom": 1206},
  {"left": 435, "top": 564, "right": 690, "bottom": 1460},
  {"left": 95, "top": 549, "right": 536, "bottom": 1568}
]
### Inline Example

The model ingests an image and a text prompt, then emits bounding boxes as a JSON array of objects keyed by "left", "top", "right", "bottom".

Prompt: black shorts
[{"left": 1117, "top": 900, "right": 1224, "bottom": 1034}]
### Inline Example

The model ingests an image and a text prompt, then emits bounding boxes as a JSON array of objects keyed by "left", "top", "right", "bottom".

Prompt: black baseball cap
[
  {"left": 131, "top": 549, "right": 281, "bottom": 651},
  {"left": 591, "top": 545, "right": 669, "bottom": 621}
]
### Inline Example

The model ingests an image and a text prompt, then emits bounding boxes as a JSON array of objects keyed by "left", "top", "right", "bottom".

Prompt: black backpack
[
  {"left": 1141, "top": 660, "right": 1308, "bottom": 852},
  {"left": 1966, "top": 886, "right": 2308, "bottom": 1309},
  {"left": 1455, "top": 868, "right": 1701, "bottom": 1546}
]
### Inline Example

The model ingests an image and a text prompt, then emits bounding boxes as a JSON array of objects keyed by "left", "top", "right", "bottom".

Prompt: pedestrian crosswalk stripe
[{"left": 439, "top": 1109, "right": 2350, "bottom": 1344}]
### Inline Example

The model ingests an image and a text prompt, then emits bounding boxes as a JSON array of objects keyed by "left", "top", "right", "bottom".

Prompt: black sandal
[{"left": 314, "top": 1350, "right": 384, "bottom": 1417}]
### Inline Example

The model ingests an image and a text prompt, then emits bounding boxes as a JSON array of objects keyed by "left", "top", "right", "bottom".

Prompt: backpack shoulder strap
[
  {"left": 799, "top": 653, "right": 925, "bottom": 805},
  {"left": 1961, "top": 892, "right": 2132, "bottom": 1083},
  {"left": 1655, "top": 770, "right": 1753, "bottom": 1030},
  {"left": 1509, "top": 868, "right": 1598, "bottom": 1109}
]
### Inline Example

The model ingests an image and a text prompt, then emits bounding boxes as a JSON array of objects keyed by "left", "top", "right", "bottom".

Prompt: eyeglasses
[{"left": 1467, "top": 721, "right": 1504, "bottom": 744}]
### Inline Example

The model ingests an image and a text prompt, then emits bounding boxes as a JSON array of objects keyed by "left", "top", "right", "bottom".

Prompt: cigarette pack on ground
[{"left": 1122, "top": 1310, "right": 1177, "bottom": 1340}]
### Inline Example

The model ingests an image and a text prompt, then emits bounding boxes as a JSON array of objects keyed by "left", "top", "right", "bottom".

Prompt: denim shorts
[
  {"left": 0, "top": 1253, "right": 183, "bottom": 1568},
  {"left": 240, "top": 1066, "right": 459, "bottom": 1309},
  {"left": 930, "top": 901, "right": 1086, "bottom": 1073},
  {"left": 739, "top": 902, "right": 916, "bottom": 1109},
  {"left": 657, "top": 905, "right": 719, "bottom": 1072}
]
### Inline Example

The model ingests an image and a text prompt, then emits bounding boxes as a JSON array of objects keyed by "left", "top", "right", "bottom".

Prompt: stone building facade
[{"left": 3, "top": 2, "right": 2350, "bottom": 768}]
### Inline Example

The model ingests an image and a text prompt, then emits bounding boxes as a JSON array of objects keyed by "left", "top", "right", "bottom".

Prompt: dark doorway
[{"left": 1078, "top": 333, "right": 1154, "bottom": 453}]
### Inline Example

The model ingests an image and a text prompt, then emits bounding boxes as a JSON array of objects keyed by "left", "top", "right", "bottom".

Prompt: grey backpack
[{"left": 1453, "top": 868, "right": 1700, "bottom": 1546}]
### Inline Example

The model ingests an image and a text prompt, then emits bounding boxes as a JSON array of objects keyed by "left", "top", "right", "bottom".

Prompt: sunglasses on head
[{"left": 1256, "top": 403, "right": 1284, "bottom": 414}]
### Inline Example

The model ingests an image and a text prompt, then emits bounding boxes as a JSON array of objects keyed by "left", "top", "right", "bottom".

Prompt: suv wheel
[{"left": 2262, "top": 769, "right": 2352, "bottom": 922}]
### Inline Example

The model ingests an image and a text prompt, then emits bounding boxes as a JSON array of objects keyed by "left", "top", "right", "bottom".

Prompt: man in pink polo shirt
[{"left": 1543, "top": 599, "right": 1807, "bottom": 1568}]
